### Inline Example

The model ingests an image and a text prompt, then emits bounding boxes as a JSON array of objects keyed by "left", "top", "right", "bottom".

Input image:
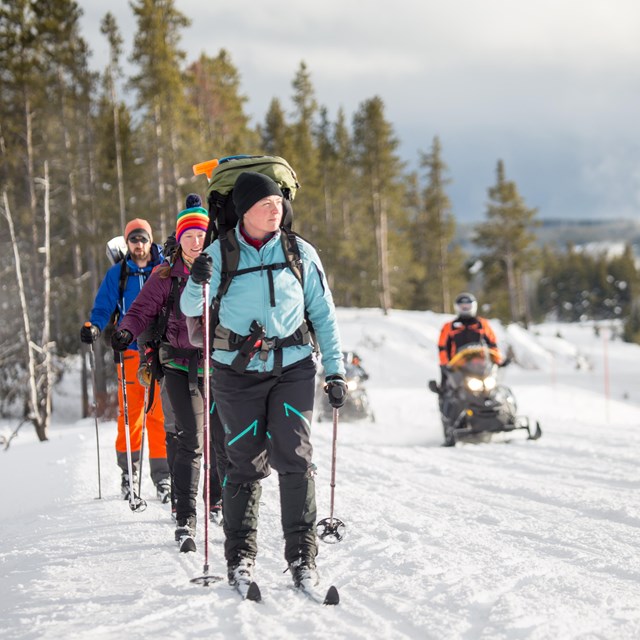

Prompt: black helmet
[{"left": 454, "top": 292, "right": 477, "bottom": 318}]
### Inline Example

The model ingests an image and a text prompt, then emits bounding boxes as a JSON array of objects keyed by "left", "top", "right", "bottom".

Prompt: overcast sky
[{"left": 77, "top": 0, "right": 640, "bottom": 223}]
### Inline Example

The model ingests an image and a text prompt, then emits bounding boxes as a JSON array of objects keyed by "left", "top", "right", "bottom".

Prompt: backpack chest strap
[{"left": 224, "top": 262, "right": 289, "bottom": 308}]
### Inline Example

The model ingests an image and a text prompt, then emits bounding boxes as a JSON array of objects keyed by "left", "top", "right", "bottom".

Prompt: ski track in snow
[{"left": 1, "top": 309, "right": 640, "bottom": 639}]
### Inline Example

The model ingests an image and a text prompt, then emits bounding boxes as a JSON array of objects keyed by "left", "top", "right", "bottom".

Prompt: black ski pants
[
  {"left": 213, "top": 356, "right": 318, "bottom": 565},
  {"left": 163, "top": 367, "right": 227, "bottom": 522},
  {"left": 212, "top": 356, "right": 316, "bottom": 482}
]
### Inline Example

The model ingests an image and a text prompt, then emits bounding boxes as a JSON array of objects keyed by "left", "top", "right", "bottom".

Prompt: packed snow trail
[{"left": 2, "top": 310, "right": 640, "bottom": 639}]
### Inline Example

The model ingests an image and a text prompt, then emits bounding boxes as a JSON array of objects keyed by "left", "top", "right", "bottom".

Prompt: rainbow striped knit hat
[{"left": 176, "top": 196, "right": 209, "bottom": 242}]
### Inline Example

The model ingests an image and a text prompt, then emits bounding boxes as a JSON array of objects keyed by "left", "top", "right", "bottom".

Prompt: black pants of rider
[
  {"left": 163, "top": 367, "right": 227, "bottom": 524},
  {"left": 212, "top": 355, "right": 318, "bottom": 568}
]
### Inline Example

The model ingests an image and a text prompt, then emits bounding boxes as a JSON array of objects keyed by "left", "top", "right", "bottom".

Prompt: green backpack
[
  {"left": 191, "top": 154, "right": 315, "bottom": 364},
  {"left": 194, "top": 154, "right": 300, "bottom": 245}
]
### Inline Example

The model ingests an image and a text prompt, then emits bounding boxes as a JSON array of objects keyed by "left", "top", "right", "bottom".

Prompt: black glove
[
  {"left": 191, "top": 253, "right": 213, "bottom": 285},
  {"left": 163, "top": 232, "right": 177, "bottom": 259},
  {"left": 111, "top": 329, "right": 134, "bottom": 352},
  {"left": 324, "top": 374, "right": 348, "bottom": 409},
  {"left": 80, "top": 323, "right": 100, "bottom": 344}
]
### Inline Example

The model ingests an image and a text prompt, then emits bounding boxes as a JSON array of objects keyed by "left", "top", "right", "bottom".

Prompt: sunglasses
[{"left": 129, "top": 236, "right": 150, "bottom": 245}]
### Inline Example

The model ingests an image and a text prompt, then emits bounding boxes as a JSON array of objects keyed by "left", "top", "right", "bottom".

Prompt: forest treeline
[{"left": 1, "top": 0, "right": 639, "bottom": 437}]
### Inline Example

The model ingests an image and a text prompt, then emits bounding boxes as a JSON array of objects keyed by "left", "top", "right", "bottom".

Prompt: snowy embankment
[{"left": 1, "top": 309, "right": 640, "bottom": 640}]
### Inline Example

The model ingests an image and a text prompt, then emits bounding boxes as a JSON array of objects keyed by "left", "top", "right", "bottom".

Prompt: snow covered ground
[{"left": 2, "top": 308, "right": 640, "bottom": 640}]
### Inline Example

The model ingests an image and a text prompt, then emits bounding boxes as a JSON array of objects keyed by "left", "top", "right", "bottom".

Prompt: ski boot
[
  {"left": 155, "top": 478, "right": 171, "bottom": 504},
  {"left": 209, "top": 499, "right": 223, "bottom": 526},
  {"left": 175, "top": 516, "right": 196, "bottom": 553},
  {"left": 121, "top": 472, "right": 139, "bottom": 501}
]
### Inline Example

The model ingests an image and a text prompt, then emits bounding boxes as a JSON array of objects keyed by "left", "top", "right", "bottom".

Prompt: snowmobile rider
[
  {"left": 180, "top": 171, "right": 347, "bottom": 591},
  {"left": 80, "top": 219, "right": 170, "bottom": 502},
  {"left": 437, "top": 292, "right": 503, "bottom": 389},
  {"left": 109, "top": 199, "right": 228, "bottom": 549}
]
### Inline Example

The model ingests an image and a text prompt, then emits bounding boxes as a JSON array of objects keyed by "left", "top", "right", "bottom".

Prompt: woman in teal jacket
[{"left": 180, "top": 172, "right": 346, "bottom": 592}]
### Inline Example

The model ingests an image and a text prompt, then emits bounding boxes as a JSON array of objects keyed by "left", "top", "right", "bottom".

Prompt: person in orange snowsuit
[
  {"left": 81, "top": 219, "right": 170, "bottom": 502},
  {"left": 437, "top": 292, "right": 503, "bottom": 387}
]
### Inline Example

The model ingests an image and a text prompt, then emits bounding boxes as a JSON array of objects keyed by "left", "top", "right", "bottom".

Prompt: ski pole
[
  {"left": 138, "top": 385, "right": 149, "bottom": 497},
  {"left": 118, "top": 353, "right": 147, "bottom": 512},
  {"left": 316, "top": 406, "right": 346, "bottom": 544},
  {"left": 191, "top": 281, "right": 221, "bottom": 586},
  {"left": 85, "top": 334, "right": 102, "bottom": 500}
]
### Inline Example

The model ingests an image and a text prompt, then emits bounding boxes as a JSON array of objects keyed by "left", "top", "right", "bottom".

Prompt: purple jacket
[{"left": 118, "top": 257, "right": 202, "bottom": 370}]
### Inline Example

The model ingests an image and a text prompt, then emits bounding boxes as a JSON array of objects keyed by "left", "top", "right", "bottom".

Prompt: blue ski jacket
[
  {"left": 180, "top": 227, "right": 345, "bottom": 377},
  {"left": 90, "top": 243, "right": 164, "bottom": 352}
]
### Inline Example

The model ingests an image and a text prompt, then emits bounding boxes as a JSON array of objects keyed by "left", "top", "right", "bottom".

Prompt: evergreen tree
[
  {"left": 286, "top": 61, "right": 322, "bottom": 240},
  {"left": 129, "top": 0, "right": 193, "bottom": 239},
  {"left": 313, "top": 106, "right": 356, "bottom": 295},
  {"left": 185, "top": 49, "right": 257, "bottom": 163},
  {"left": 413, "top": 137, "right": 466, "bottom": 312},
  {"left": 0, "top": 0, "right": 93, "bottom": 437},
  {"left": 100, "top": 12, "right": 127, "bottom": 231},
  {"left": 352, "top": 96, "right": 406, "bottom": 312},
  {"left": 473, "top": 160, "right": 539, "bottom": 324},
  {"left": 260, "top": 98, "right": 289, "bottom": 155}
]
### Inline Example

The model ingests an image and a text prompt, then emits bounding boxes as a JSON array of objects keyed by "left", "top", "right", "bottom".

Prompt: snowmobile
[
  {"left": 317, "top": 352, "right": 375, "bottom": 422},
  {"left": 428, "top": 344, "right": 541, "bottom": 446}
]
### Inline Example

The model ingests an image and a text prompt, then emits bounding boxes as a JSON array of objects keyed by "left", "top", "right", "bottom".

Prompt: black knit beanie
[{"left": 233, "top": 172, "right": 283, "bottom": 218}]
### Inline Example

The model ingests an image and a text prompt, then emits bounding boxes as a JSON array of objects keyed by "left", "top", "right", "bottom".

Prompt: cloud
[{"left": 77, "top": 0, "right": 640, "bottom": 221}]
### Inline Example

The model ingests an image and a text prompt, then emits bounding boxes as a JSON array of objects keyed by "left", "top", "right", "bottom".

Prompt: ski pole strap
[
  {"left": 144, "top": 343, "right": 165, "bottom": 411},
  {"left": 215, "top": 321, "right": 311, "bottom": 375}
]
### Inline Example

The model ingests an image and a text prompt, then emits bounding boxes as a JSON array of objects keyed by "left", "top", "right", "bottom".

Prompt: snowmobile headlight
[
  {"left": 466, "top": 377, "right": 484, "bottom": 392},
  {"left": 483, "top": 376, "right": 497, "bottom": 391},
  {"left": 347, "top": 379, "right": 358, "bottom": 391}
]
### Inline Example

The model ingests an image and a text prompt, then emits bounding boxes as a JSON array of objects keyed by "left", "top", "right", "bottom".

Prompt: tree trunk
[
  {"left": 23, "top": 90, "right": 40, "bottom": 305},
  {"left": 2, "top": 190, "right": 47, "bottom": 441},
  {"left": 170, "top": 128, "right": 182, "bottom": 228},
  {"left": 504, "top": 251, "right": 519, "bottom": 323},
  {"left": 108, "top": 64, "right": 127, "bottom": 232},
  {"left": 372, "top": 178, "right": 391, "bottom": 314},
  {"left": 154, "top": 102, "right": 167, "bottom": 240},
  {"left": 38, "top": 161, "right": 52, "bottom": 440}
]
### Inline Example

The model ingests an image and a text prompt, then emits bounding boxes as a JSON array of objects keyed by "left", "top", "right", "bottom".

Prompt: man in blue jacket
[
  {"left": 181, "top": 172, "right": 347, "bottom": 591},
  {"left": 80, "top": 218, "right": 170, "bottom": 502}
]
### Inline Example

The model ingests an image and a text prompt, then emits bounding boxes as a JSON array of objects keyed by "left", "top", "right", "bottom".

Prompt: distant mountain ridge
[{"left": 457, "top": 218, "right": 640, "bottom": 254}]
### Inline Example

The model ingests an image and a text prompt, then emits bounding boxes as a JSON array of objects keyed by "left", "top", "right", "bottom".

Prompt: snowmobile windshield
[{"left": 448, "top": 345, "right": 500, "bottom": 375}]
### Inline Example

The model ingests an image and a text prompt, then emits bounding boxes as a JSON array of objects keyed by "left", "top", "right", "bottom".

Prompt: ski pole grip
[{"left": 329, "top": 385, "right": 346, "bottom": 401}]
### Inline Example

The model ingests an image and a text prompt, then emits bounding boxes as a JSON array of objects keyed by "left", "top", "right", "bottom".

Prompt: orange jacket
[{"left": 438, "top": 316, "right": 502, "bottom": 366}]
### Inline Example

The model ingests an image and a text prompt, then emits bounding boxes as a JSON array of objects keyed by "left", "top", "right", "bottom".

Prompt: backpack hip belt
[
  {"left": 215, "top": 320, "right": 310, "bottom": 374},
  {"left": 160, "top": 343, "right": 202, "bottom": 394}
]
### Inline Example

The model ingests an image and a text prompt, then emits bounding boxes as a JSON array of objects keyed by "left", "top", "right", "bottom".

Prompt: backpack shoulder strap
[
  {"left": 280, "top": 229, "right": 304, "bottom": 288},
  {"left": 157, "top": 274, "right": 183, "bottom": 339},
  {"left": 279, "top": 230, "right": 318, "bottom": 351},
  {"left": 217, "top": 228, "right": 241, "bottom": 299},
  {"left": 109, "top": 258, "right": 129, "bottom": 326}
]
